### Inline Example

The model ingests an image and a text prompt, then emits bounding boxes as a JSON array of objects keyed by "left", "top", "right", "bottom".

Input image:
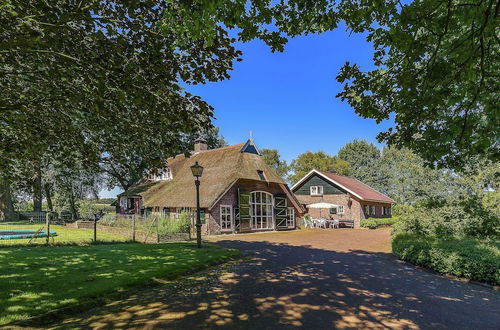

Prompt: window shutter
[
  {"left": 238, "top": 189, "right": 251, "bottom": 221},
  {"left": 274, "top": 196, "right": 287, "bottom": 228}
]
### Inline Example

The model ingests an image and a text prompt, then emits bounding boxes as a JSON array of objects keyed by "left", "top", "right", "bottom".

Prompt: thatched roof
[{"left": 121, "top": 140, "right": 288, "bottom": 209}]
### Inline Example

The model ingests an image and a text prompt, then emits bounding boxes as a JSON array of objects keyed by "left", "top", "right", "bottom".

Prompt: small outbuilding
[{"left": 291, "top": 169, "right": 395, "bottom": 228}]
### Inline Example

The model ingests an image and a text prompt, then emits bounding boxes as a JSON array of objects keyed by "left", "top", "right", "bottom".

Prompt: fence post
[
  {"left": 132, "top": 215, "right": 136, "bottom": 242},
  {"left": 46, "top": 212, "right": 50, "bottom": 245},
  {"left": 156, "top": 216, "right": 160, "bottom": 244}
]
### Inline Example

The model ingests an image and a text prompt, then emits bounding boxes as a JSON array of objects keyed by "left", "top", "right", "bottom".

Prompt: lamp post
[{"left": 190, "top": 161, "right": 204, "bottom": 248}]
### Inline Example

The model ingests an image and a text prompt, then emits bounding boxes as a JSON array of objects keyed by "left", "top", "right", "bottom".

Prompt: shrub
[
  {"left": 361, "top": 217, "right": 400, "bottom": 229},
  {"left": 361, "top": 219, "right": 378, "bottom": 229},
  {"left": 392, "top": 233, "right": 500, "bottom": 285}
]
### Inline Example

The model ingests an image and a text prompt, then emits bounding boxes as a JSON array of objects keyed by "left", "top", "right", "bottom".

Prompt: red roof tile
[{"left": 319, "top": 171, "right": 395, "bottom": 204}]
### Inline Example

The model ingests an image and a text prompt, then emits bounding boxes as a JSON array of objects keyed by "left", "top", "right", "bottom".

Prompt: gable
[
  {"left": 240, "top": 139, "right": 261, "bottom": 155},
  {"left": 293, "top": 173, "right": 347, "bottom": 195}
]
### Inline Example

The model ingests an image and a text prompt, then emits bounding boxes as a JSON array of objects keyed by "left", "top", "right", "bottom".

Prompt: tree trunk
[
  {"left": 44, "top": 183, "right": 53, "bottom": 212},
  {"left": 68, "top": 187, "right": 78, "bottom": 220},
  {"left": 0, "top": 175, "right": 15, "bottom": 221},
  {"left": 32, "top": 160, "right": 43, "bottom": 212}
]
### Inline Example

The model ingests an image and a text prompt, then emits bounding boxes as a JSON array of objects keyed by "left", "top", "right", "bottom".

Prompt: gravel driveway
[{"left": 56, "top": 228, "right": 500, "bottom": 329}]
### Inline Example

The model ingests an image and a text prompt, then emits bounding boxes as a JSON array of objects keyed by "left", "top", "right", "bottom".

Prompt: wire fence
[{"left": 0, "top": 212, "right": 191, "bottom": 246}]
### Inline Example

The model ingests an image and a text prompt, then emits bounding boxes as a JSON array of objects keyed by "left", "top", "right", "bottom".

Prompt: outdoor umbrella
[{"left": 306, "top": 202, "right": 340, "bottom": 218}]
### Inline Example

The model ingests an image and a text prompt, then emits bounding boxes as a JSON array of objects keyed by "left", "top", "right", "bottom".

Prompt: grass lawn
[
  {"left": 0, "top": 242, "right": 240, "bottom": 325},
  {"left": 0, "top": 222, "right": 129, "bottom": 246}
]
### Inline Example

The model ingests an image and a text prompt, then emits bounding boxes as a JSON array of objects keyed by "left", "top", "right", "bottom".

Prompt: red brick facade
[
  {"left": 295, "top": 194, "right": 392, "bottom": 228},
  {"left": 206, "top": 179, "right": 303, "bottom": 235}
]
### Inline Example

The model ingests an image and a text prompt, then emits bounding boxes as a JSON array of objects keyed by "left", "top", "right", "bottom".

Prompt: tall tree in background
[
  {"left": 289, "top": 151, "right": 350, "bottom": 184},
  {"left": 261, "top": 149, "right": 289, "bottom": 179},
  {"left": 378, "top": 147, "right": 454, "bottom": 204},
  {"left": 338, "top": 139, "right": 383, "bottom": 190}
]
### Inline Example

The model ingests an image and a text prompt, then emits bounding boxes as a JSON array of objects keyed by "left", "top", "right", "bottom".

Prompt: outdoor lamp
[
  {"left": 190, "top": 161, "right": 204, "bottom": 177},
  {"left": 191, "top": 161, "right": 203, "bottom": 248}
]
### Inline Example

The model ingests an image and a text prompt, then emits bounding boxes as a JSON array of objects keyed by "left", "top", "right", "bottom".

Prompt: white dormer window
[
  {"left": 148, "top": 167, "right": 172, "bottom": 181},
  {"left": 310, "top": 186, "right": 324, "bottom": 196}
]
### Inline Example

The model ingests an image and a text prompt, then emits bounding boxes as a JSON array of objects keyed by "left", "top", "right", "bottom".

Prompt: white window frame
[
  {"left": 364, "top": 205, "right": 370, "bottom": 215},
  {"left": 310, "top": 185, "right": 324, "bottom": 196},
  {"left": 148, "top": 166, "right": 172, "bottom": 181},
  {"left": 250, "top": 191, "right": 274, "bottom": 230},
  {"left": 337, "top": 205, "right": 344, "bottom": 215},
  {"left": 220, "top": 205, "right": 233, "bottom": 231},
  {"left": 370, "top": 205, "right": 376, "bottom": 215},
  {"left": 286, "top": 208, "right": 295, "bottom": 228}
]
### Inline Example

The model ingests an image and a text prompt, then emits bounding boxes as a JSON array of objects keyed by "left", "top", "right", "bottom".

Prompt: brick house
[
  {"left": 116, "top": 139, "right": 304, "bottom": 235},
  {"left": 291, "top": 169, "right": 395, "bottom": 228}
]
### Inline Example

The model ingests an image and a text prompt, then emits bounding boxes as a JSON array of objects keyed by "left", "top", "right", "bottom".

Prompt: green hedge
[
  {"left": 361, "top": 217, "right": 399, "bottom": 229},
  {"left": 392, "top": 233, "right": 500, "bottom": 285}
]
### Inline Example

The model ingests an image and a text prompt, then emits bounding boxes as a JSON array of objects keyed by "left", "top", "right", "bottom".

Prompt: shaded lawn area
[
  {"left": 0, "top": 222, "right": 129, "bottom": 246},
  {"left": 0, "top": 242, "right": 240, "bottom": 325}
]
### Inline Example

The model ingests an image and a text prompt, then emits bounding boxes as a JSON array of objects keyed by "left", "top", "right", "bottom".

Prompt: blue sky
[{"left": 100, "top": 26, "right": 393, "bottom": 198}]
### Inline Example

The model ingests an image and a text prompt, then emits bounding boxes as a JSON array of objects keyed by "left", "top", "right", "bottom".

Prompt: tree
[
  {"left": 378, "top": 147, "right": 454, "bottom": 204},
  {"left": 103, "top": 127, "right": 227, "bottom": 191},
  {"left": 289, "top": 151, "right": 350, "bottom": 184},
  {"left": 0, "top": 175, "right": 14, "bottom": 221},
  {"left": 338, "top": 139, "right": 383, "bottom": 190},
  {"left": 336, "top": 0, "right": 499, "bottom": 168},
  {"left": 261, "top": 149, "right": 289, "bottom": 179}
]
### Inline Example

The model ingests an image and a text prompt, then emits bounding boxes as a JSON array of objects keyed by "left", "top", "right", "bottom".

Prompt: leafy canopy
[
  {"left": 261, "top": 149, "right": 289, "bottom": 179},
  {"left": 289, "top": 151, "right": 350, "bottom": 184}
]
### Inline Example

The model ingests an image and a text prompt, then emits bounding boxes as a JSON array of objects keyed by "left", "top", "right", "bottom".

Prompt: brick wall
[
  {"left": 208, "top": 179, "right": 302, "bottom": 235},
  {"left": 295, "top": 194, "right": 393, "bottom": 228}
]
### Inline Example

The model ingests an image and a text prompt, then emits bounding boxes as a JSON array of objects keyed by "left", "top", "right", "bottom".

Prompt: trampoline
[{"left": 0, "top": 230, "right": 57, "bottom": 240}]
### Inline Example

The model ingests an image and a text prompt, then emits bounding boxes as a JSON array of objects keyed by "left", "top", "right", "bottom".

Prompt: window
[
  {"left": 162, "top": 207, "right": 170, "bottom": 217},
  {"left": 250, "top": 191, "right": 273, "bottom": 229},
  {"left": 220, "top": 205, "right": 233, "bottom": 231},
  {"left": 310, "top": 185, "right": 324, "bottom": 196},
  {"left": 286, "top": 208, "right": 295, "bottom": 228},
  {"left": 370, "top": 205, "right": 376, "bottom": 215},
  {"left": 148, "top": 167, "right": 172, "bottom": 181},
  {"left": 330, "top": 207, "right": 337, "bottom": 214},
  {"left": 383, "top": 206, "right": 392, "bottom": 216},
  {"left": 364, "top": 205, "right": 370, "bottom": 215},
  {"left": 388, "top": 207, "right": 392, "bottom": 216},
  {"left": 257, "top": 170, "right": 266, "bottom": 181},
  {"left": 338, "top": 205, "right": 344, "bottom": 214}
]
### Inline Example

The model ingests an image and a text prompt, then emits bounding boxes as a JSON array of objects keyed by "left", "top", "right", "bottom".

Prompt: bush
[
  {"left": 361, "top": 217, "right": 400, "bottom": 229},
  {"left": 392, "top": 233, "right": 500, "bottom": 285},
  {"left": 361, "top": 219, "right": 378, "bottom": 229}
]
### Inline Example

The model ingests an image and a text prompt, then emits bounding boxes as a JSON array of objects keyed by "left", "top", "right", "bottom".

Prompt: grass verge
[
  {"left": 392, "top": 233, "right": 500, "bottom": 285},
  {"left": 0, "top": 242, "right": 240, "bottom": 325}
]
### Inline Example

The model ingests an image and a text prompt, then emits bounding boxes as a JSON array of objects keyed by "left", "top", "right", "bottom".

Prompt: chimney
[{"left": 194, "top": 137, "right": 208, "bottom": 153}]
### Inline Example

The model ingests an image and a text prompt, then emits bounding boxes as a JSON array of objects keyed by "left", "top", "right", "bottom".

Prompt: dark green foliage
[
  {"left": 261, "top": 149, "right": 289, "bottom": 179},
  {"left": 392, "top": 234, "right": 500, "bottom": 286},
  {"left": 336, "top": 0, "right": 499, "bottom": 168},
  {"left": 288, "top": 151, "right": 350, "bottom": 184},
  {"left": 338, "top": 139, "right": 383, "bottom": 190}
]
